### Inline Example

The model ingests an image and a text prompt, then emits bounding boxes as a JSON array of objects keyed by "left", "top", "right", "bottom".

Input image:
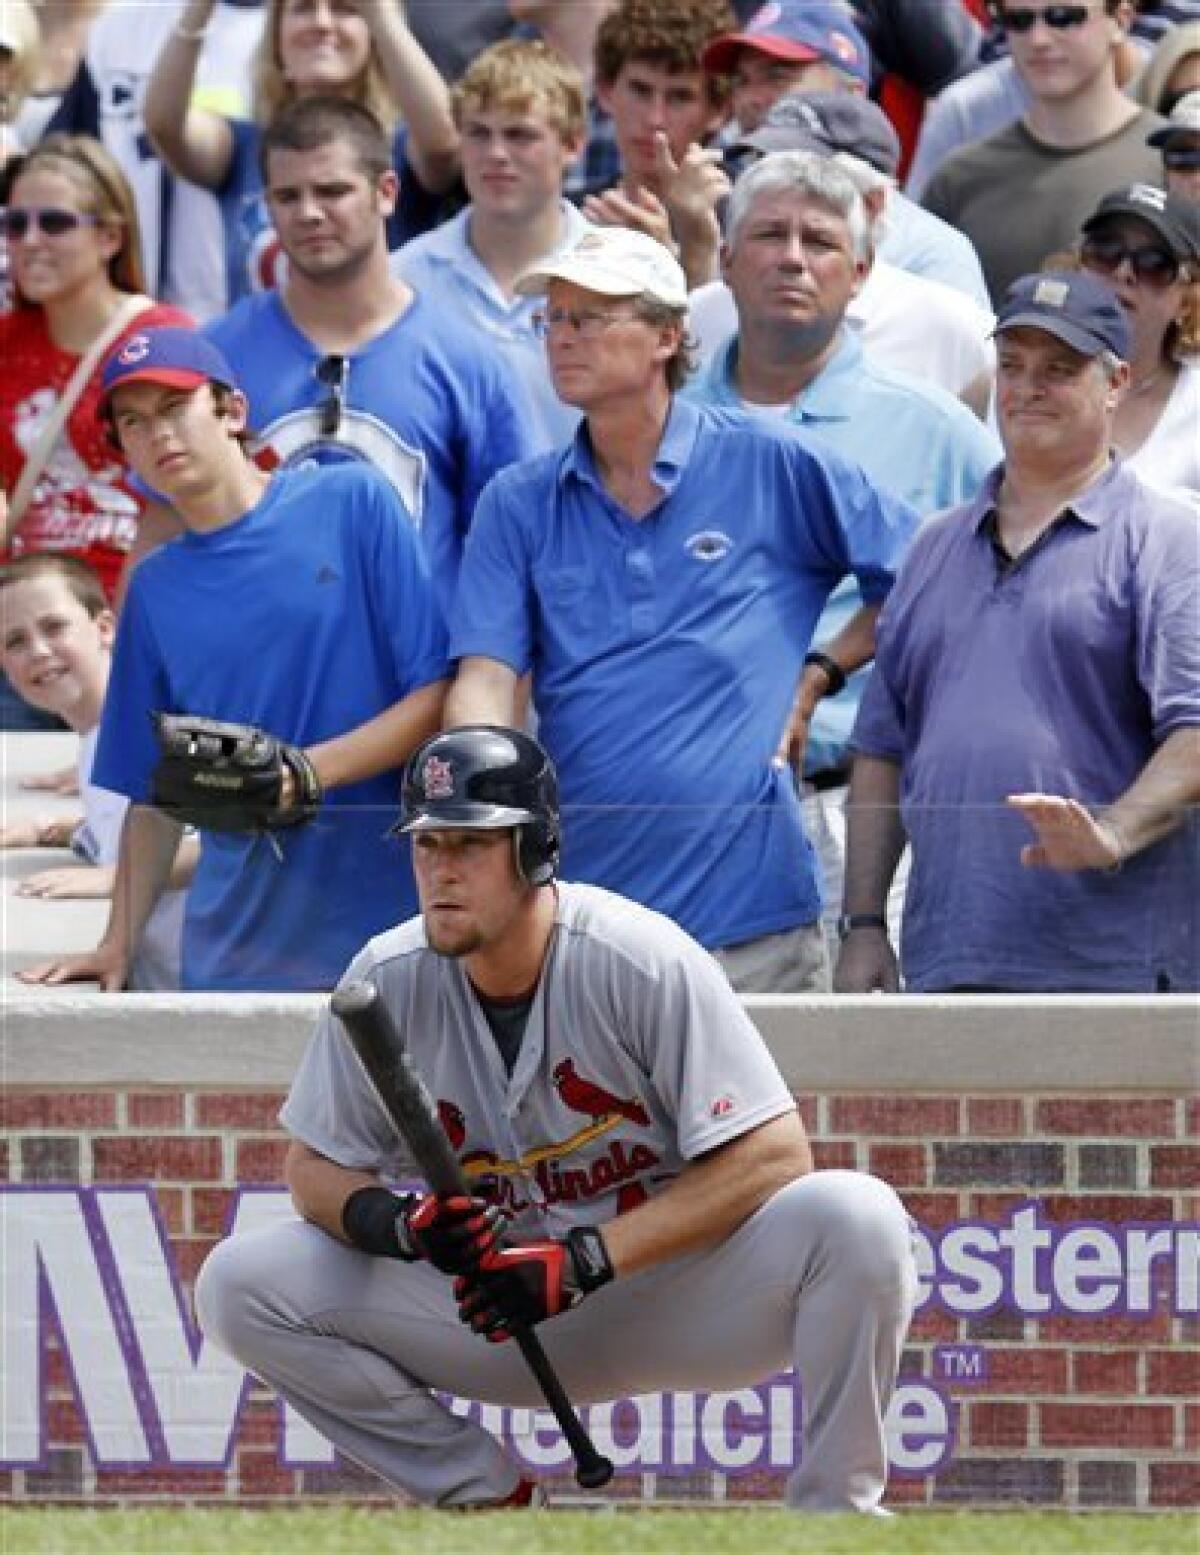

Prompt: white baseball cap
[
  {"left": 1149, "top": 90, "right": 1200, "bottom": 147},
  {"left": 515, "top": 227, "right": 689, "bottom": 310}
]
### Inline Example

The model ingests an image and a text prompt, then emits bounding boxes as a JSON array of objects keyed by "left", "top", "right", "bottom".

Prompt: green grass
[{"left": 2, "top": 1509, "right": 1197, "bottom": 1555}]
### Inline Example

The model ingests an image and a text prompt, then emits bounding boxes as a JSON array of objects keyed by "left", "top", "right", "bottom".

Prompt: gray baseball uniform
[{"left": 197, "top": 883, "right": 916, "bottom": 1510}]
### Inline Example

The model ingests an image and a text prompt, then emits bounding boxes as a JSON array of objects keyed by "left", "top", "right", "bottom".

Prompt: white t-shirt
[
  {"left": 76, "top": 727, "right": 187, "bottom": 990},
  {"left": 688, "top": 259, "right": 995, "bottom": 399},
  {"left": 1123, "top": 363, "right": 1200, "bottom": 507}
]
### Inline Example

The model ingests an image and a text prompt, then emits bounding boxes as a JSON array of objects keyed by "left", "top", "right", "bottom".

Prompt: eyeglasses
[
  {"left": 314, "top": 354, "right": 348, "bottom": 437},
  {"left": 996, "top": 5, "right": 1092, "bottom": 34},
  {"left": 1080, "top": 236, "right": 1181, "bottom": 288},
  {"left": 531, "top": 306, "right": 641, "bottom": 340},
  {"left": 1163, "top": 147, "right": 1200, "bottom": 171},
  {"left": 1, "top": 207, "right": 102, "bottom": 240}
]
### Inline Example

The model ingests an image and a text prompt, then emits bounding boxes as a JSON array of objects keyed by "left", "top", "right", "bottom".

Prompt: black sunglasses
[
  {"left": 1080, "top": 235, "right": 1180, "bottom": 288},
  {"left": 314, "top": 354, "right": 348, "bottom": 437},
  {"left": 997, "top": 4, "right": 1092, "bottom": 33},
  {"left": 2, "top": 206, "right": 102, "bottom": 239},
  {"left": 1163, "top": 146, "right": 1200, "bottom": 172}
]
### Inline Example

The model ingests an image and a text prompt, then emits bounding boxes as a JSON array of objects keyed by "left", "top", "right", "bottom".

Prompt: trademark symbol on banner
[{"left": 934, "top": 1344, "right": 989, "bottom": 1385}]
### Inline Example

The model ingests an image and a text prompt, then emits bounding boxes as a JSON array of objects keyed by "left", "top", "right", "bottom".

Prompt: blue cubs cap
[
  {"left": 99, "top": 326, "right": 237, "bottom": 412},
  {"left": 993, "top": 271, "right": 1131, "bottom": 361},
  {"left": 703, "top": 1, "right": 871, "bottom": 90}
]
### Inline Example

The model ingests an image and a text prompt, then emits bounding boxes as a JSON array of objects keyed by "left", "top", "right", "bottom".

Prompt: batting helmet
[{"left": 398, "top": 726, "right": 560, "bottom": 886}]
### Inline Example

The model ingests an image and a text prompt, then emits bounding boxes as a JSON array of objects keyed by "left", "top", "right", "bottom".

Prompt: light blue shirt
[
  {"left": 686, "top": 330, "right": 999, "bottom": 772},
  {"left": 451, "top": 398, "right": 918, "bottom": 949},
  {"left": 880, "top": 192, "right": 992, "bottom": 312},
  {"left": 392, "top": 202, "right": 589, "bottom": 452}
]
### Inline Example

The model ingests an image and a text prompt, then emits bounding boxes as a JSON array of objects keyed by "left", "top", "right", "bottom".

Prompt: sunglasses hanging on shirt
[{"left": 314, "top": 354, "right": 349, "bottom": 438}]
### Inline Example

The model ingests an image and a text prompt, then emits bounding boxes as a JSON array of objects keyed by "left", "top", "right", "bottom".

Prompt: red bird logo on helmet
[{"left": 551, "top": 1060, "right": 650, "bottom": 1127}]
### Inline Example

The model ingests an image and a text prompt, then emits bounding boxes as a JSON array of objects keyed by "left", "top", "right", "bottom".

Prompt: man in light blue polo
[
  {"left": 444, "top": 226, "right": 919, "bottom": 992},
  {"left": 837, "top": 271, "right": 1200, "bottom": 994},
  {"left": 686, "top": 149, "right": 998, "bottom": 947},
  {"left": 392, "top": 40, "right": 591, "bottom": 452}
]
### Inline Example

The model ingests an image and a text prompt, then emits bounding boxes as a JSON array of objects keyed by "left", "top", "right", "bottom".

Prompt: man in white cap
[{"left": 446, "top": 226, "right": 918, "bottom": 993}]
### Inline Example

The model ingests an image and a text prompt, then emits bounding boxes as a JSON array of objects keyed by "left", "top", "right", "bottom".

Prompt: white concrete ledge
[{"left": 4, "top": 992, "right": 1197, "bottom": 1092}]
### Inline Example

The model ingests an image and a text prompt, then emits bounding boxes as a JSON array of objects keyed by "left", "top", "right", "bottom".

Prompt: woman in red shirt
[{"left": 0, "top": 133, "right": 188, "bottom": 727}]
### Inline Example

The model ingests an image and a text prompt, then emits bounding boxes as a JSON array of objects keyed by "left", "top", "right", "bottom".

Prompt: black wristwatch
[
  {"left": 803, "top": 650, "right": 847, "bottom": 697},
  {"left": 836, "top": 913, "right": 888, "bottom": 941}
]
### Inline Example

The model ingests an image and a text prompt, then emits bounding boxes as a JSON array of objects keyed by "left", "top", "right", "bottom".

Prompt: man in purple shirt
[{"left": 836, "top": 271, "right": 1199, "bottom": 994}]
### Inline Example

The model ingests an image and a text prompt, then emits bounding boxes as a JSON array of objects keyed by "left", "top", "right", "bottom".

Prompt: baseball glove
[{"left": 151, "top": 714, "right": 323, "bottom": 833}]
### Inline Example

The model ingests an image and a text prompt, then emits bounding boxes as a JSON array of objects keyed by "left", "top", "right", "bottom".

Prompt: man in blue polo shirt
[
  {"left": 837, "top": 271, "right": 1200, "bottom": 994},
  {"left": 445, "top": 226, "right": 918, "bottom": 992},
  {"left": 685, "top": 148, "right": 997, "bottom": 951}
]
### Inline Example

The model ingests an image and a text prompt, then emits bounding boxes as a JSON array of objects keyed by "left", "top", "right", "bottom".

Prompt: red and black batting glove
[
  {"left": 341, "top": 1185, "right": 503, "bottom": 1275},
  {"left": 399, "top": 1193, "right": 506, "bottom": 1276},
  {"left": 454, "top": 1225, "right": 614, "bottom": 1344}
]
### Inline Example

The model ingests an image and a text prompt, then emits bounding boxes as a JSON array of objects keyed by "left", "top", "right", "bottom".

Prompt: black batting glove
[
  {"left": 454, "top": 1225, "right": 614, "bottom": 1344},
  {"left": 399, "top": 1193, "right": 505, "bottom": 1275}
]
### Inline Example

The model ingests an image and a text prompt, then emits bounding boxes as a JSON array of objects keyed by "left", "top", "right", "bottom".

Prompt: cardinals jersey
[{"left": 281, "top": 882, "right": 797, "bottom": 1239}]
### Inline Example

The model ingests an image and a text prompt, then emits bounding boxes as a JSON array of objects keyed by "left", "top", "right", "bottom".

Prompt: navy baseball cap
[
  {"left": 1081, "top": 182, "right": 1200, "bottom": 263},
  {"left": 993, "top": 272, "right": 1131, "bottom": 361},
  {"left": 703, "top": 1, "right": 871, "bottom": 90},
  {"left": 99, "top": 326, "right": 237, "bottom": 412},
  {"left": 737, "top": 90, "right": 901, "bottom": 175}
]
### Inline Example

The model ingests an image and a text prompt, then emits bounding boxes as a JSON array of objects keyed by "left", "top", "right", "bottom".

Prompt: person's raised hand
[{"left": 1007, "top": 794, "right": 1123, "bottom": 872}]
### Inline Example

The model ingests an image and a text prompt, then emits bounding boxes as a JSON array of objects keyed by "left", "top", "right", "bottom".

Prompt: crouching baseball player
[{"left": 196, "top": 726, "right": 917, "bottom": 1512}]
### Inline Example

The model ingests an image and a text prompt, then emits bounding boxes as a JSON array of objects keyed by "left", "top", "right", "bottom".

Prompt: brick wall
[{"left": 3, "top": 1082, "right": 1194, "bottom": 1509}]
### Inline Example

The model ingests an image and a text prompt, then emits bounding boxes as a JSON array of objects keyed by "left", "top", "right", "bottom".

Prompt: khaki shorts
[{"left": 713, "top": 919, "right": 830, "bottom": 993}]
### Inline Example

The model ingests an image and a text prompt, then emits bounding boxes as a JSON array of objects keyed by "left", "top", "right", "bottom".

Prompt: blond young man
[{"left": 393, "top": 40, "right": 591, "bottom": 449}]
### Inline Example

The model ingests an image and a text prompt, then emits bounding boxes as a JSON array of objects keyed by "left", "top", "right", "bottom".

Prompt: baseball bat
[{"left": 330, "top": 979, "right": 615, "bottom": 1490}]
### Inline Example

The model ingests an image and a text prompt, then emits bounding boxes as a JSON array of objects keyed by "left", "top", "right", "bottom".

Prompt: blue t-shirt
[
  {"left": 686, "top": 330, "right": 999, "bottom": 773},
  {"left": 851, "top": 460, "right": 1200, "bottom": 993},
  {"left": 218, "top": 119, "right": 449, "bottom": 303},
  {"left": 204, "top": 289, "right": 535, "bottom": 612},
  {"left": 94, "top": 465, "right": 449, "bottom": 991},
  {"left": 451, "top": 398, "right": 919, "bottom": 950}
]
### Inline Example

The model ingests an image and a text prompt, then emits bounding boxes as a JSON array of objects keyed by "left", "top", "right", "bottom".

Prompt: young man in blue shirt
[
  {"left": 19, "top": 327, "right": 448, "bottom": 993},
  {"left": 446, "top": 226, "right": 918, "bottom": 992}
]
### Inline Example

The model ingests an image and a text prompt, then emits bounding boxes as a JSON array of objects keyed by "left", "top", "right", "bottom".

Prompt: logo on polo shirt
[{"left": 685, "top": 530, "right": 734, "bottom": 562}]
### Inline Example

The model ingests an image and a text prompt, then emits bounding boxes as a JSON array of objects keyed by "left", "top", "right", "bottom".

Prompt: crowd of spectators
[{"left": 1, "top": 0, "right": 1197, "bottom": 996}]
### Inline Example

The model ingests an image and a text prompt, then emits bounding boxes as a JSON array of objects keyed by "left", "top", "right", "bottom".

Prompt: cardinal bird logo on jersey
[
  {"left": 552, "top": 1060, "right": 650, "bottom": 1127},
  {"left": 437, "top": 1099, "right": 467, "bottom": 1151}
]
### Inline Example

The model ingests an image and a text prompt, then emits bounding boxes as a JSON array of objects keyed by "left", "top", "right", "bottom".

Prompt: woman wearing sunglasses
[
  {"left": 1077, "top": 182, "right": 1200, "bottom": 500},
  {"left": 0, "top": 135, "right": 189, "bottom": 727},
  {"left": 143, "top": 0, "right": 460, "bottom": 303}
]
